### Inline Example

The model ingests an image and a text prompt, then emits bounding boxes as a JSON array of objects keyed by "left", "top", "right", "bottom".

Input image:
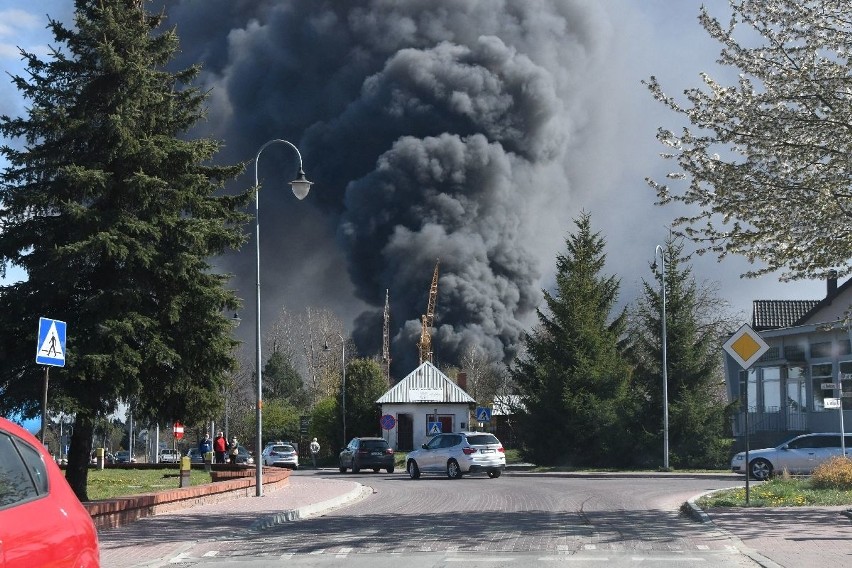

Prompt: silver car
[
  {"left": 731, "top": 432, "right": 852, "bottom": 480},
  {"left": 406, "top": 432, "right": 505, "bottom": 479},
  {"left": 261, "top": 443, "right": 299, "bottom": 469}
]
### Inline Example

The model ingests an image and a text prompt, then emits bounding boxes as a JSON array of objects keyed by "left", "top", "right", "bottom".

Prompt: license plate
[{"left": 481, "top": 449, "right": 494, "bottom": 454}]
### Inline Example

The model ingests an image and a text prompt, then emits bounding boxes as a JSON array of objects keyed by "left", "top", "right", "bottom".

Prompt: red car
[{"left": 0, "top": 416, "right": 100, "bottom": 567}]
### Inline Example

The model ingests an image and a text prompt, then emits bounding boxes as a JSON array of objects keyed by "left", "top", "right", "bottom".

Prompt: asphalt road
[{"left": 180, "top": 470, "right": 757, "bottom": 567}]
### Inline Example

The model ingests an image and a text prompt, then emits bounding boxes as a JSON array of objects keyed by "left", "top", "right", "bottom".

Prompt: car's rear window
[
  {"left": 465, "top": 434, "right": 500, "bottom": 446},
  {"left": 273, "top": 445, "right": 294, "bottom": 452},
  {"left": 361, "top": 440, "right": 388, "bottom": 450}
]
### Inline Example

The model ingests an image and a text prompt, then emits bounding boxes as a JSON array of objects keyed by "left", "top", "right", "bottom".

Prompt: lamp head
[{"left": 290, "top": 169, "right": 313, "bottom": 200}]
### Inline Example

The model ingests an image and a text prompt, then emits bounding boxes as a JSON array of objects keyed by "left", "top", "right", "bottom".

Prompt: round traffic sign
[
  {"left": 173, "top": 422, "right": 184, "bottom": 440},
  {"left": 380, "top": 414, "right": 396, "bottom": 430}
]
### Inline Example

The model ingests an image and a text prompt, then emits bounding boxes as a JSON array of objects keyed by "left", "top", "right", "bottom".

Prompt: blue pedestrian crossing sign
[
  {"left": 36, "top": 317, "right": 66, "bottom": 367},
  {"left": 475, "top": 406, "right": 492, "bottom": 422},
  {"left": 427, "top": 421, "right": 442, "bottom": 436}
]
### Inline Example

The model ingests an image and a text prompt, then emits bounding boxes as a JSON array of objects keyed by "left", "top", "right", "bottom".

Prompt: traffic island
[{"left": 83, "top": 466, "right": 290, "bottom": 530}]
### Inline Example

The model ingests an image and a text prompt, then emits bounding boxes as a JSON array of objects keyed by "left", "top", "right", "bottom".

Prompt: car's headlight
[{"left": 732, "top": 454, "right": 744, "bottom": 461}]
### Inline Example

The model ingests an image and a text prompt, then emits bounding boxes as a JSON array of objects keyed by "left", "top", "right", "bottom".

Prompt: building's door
[{"left": 397, "top": 414, "right": 413, "bottom": 451}]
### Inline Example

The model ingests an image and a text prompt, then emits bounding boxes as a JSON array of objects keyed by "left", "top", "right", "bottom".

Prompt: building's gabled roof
[
  {"left": 376, "top": 361, "right": 475, "bottom": 404},
  {"left": 752, "top": 275, "right": 852, "bottom": 331},
  {"left": 752, "top": 300, "right": 819, "bottom": 331}
]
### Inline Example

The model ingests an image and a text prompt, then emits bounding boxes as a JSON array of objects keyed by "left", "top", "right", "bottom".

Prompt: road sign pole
[
  {"left": 40, "top": 367, "right": 49, "bottom": 445},
  {"left": 839, "top": 371, "right": 846, "bottom": 457}
]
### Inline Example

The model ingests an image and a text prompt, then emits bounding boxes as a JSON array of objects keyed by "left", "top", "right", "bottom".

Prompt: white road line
[
  {"left": 632, "top": 558, "right": 706, "bottom": 562},
  {"left": 536, "top": 557, "right": 609, "bottom": 562},
  {"left": 202, "top": 551, "right": 218, "bottom": 557},
  {"left": 696, "top": 544, "right": 709, "bottom": 550}
]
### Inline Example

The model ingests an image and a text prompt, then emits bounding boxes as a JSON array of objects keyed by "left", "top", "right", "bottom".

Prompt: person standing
[
  {"left": 229, "top": 435, "right": 239, "bottom": 465},
  {"left": 213, "top": 431, "right": 227, "bottom": 464},
  {"left": 310, "top": 437, "right": 320, "bottom": 468}
]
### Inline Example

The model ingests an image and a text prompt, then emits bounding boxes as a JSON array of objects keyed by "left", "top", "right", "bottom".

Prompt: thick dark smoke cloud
[{"left": 161, "top": 0, "right": 621, "bottom": 375}]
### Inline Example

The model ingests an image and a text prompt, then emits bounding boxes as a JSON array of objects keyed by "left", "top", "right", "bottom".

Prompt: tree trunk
[{"left": 66, "top": 414, "right": 95, "bottom": 502}]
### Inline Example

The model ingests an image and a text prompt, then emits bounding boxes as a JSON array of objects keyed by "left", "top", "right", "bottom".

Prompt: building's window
[
  {"left": 759, "top": 347, "right": 780, "bottom": 361},
  {"left": 761, "top": 367, "right": 781, "bottom": 412},
  {"left": 739, "top": 369, "right": 757, "bottom": 412},
  {"left": 811, "top": 363, "right": 833, "bottom": 412},
  {"left": 839, "top": 340, "right": 852, "bottom": 357},
  {"left": 784, "top": 345, "right": 805, "bottom": 361},
  {"left": 786, "top": 365, "right": 807, "bottom": 413},
  {"left": 811, "top": 342, "right": 833, "bottom": 358}
]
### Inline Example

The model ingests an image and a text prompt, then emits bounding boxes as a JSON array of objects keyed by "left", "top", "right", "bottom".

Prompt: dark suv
[{"left": 339, "top": 437, "right": 395, "bottom": 473}]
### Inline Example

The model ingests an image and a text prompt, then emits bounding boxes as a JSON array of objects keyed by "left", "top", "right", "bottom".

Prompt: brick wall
[{"left": 83, "top": 467, "right": 290, "bottom": 530}]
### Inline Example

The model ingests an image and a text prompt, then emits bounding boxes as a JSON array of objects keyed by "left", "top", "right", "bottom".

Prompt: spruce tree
[
  {"left": 0, "top": 0, "right": 250, "bottom": 499},
  {"left": 512, "top": 212, "right": 632, "bottom": 467},
  {"left": 625, "top": 236, "right": 733, "bottom": 468}
]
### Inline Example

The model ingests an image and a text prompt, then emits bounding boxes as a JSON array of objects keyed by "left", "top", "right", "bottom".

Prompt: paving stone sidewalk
[{"left": 96, "top": 475, "right": 370, "bottom": 568}]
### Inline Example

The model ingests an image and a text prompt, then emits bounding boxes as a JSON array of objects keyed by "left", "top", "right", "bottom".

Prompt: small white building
[{"left": 375, "top": 362, "right": 475, "bottom": 451}]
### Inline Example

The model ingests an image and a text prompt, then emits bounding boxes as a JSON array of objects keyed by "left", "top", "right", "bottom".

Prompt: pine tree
[
  {"left": 0, "top": 0, "right": 250, "bottom": 500},
  {"left": 625, "top": 236, "right": 734, "bottom": 468},
  {"left": 511, "top": 212, "right": 632, "bottom": 467},
  {"left": 343, "top": 359, "right": 387, "bottom": 440},
  {"left": 263, "top": 350, "right": 308, "bottom": 408}
]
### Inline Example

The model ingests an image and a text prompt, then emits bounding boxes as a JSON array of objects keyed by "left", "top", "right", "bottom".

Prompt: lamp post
[
  {"left": 652, "top": 245, "right": 669, "bottom": 471},
  {"left": 254, "top": 139, "right": 313, "bottom": 497},
  {"left": 323, "top": 334, "right": 346, "bottom": 446}
]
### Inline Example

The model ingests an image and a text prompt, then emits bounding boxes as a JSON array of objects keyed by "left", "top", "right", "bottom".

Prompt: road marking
[
  {"left": 536, "top": 558, "right": 609, "bottom": 562},
  {"left": 202, "top": 551, "right": 218, "bottom": 557},
  {"left": 336, "top": 547, "right": 352, "bottom": 558},
  {"left": 696, "top": 545, "right": 709, "bottom": 550},
  {"left": 445, "top": 558, "right": 507, "bottom": 562},
  {"left": 632, "top": 558, "right": 706, "bottom": 562},
  {"left": 584, "top": 544, "right": 597, "bottom": 550},
  {"left": 279, "top": 553, "right": 294, "bottom": 559},
  {"left": 169, "top": 553, "right": 190, "bottom": 564}
]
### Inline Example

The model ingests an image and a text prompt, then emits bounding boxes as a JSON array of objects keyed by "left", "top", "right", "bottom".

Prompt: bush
[{"left": 811, "top": 456, "right": 852, "bottom": 490}]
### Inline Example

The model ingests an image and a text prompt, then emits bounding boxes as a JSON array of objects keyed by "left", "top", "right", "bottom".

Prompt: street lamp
[
  {"left": 652, "top": 245, "right": 669, "bottom": 471},
  {"left": 254, "top": 139, "right": 313, "bottom": 497},
  {"left": 323, "top": 334, "right": 346, "bottom": 446}
]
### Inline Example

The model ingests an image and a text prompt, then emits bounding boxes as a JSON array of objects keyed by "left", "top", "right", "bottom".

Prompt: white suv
[
  {"left": 406, "top": 432, "right": 505, "bottom": 479},
  {"left": 159, "top": 448, "right": 180, "bottom": 463},
  {"left": 731, "top": 432, "right": 852, "bottom": 480}
]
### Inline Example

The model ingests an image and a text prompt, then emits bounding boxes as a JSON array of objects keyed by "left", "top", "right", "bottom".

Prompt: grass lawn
[
  {"left": 697, "top": 478, "right": 852, "bottom": 508},
  {"left": 86, "top": 468, "right": 213, "bottom": 501}
]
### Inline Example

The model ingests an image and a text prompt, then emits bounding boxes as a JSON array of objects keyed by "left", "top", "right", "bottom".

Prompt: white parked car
[
  {"left": 406, "top": 432, "right": 505, "bottom": 479},
  {"left": 159, "top": 448, "right": 180, "bottom": 463},
  {"left": 731, "top": 432, "right": 852, "bottom": 480},
  {"left": 261, "top": 443, "right": 299, "bottom": 469}
]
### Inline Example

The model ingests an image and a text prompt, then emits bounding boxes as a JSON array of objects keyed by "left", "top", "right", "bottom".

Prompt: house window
[
  {"left": 811, "top": 342, "right": 833, "bottom": 358},
  {"left": 761, "top": 367, "right": 781, "bottom": 412},
  {"left": 784, "top": 345, "right": 805, "bottom": 361},
  {"left": 786, "top": 366, "right": 807, "bottom": 412},
  {"left": 839, "top": 340, "right": 852, "bottom": 357},
  {"left": 811, "top": 363, "right": 833, "bottom": 412}
]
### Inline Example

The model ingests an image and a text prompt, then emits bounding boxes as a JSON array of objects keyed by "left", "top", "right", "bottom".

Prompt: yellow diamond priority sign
[{"left": 723, "top": 323, "right": 769, "bottom": 370}]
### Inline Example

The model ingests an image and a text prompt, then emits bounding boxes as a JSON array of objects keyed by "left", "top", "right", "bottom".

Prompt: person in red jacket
[{"left": 213, "top": 431, "right": 227, "bottom": 464}]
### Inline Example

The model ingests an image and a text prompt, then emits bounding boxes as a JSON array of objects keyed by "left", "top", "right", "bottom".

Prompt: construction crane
[
  {"left": 418, "top": 260, "right": 440, "bottom": 365},
  {"left": 382, "top": 289, "right": 391, "bottom": 385}
]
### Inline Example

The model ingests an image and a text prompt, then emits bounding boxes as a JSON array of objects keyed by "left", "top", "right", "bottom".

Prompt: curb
[
  {"left": 248, "top": 483, "right": 374, "bottom": 532},
  {"left": 684, "top": 491, "right": 784, "bottom": 568}
]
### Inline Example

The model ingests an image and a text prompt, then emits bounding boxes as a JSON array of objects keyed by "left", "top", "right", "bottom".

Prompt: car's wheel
[
  {"left": 352, "top": 464, "right": 360, "bottom": 474},
  {"left": 407, "top": 460, "right": 420, "bottom": 479},
  {"left": 386, "top": 466, "right": 394, "bottom": 474},
  {"left": 292, "top": 465, "right": 298, "bottom": 470},
  {"left": 373, "top": 467, "right": 380, "bottom": 473},
  {"left": 339, "top": 464, "right": 347, "bottom": 473},
  {"left": 749, "top": 458, "right": 773, "bottom": 481},
  {"left": 487, "top": 469, "right": 502, "bottom": 479},
  {"left": 447, "top": 459, "right": 463, "bottom": 479}
]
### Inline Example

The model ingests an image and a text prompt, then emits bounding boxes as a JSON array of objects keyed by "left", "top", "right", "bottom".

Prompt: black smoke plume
[{"left": 160, "top": 0, "right": 619, "bottom": 376}]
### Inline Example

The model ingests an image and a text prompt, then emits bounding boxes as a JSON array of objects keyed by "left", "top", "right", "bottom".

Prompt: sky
[{"left": 0, "top": 1, "right": 831, "bottom": 379}]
